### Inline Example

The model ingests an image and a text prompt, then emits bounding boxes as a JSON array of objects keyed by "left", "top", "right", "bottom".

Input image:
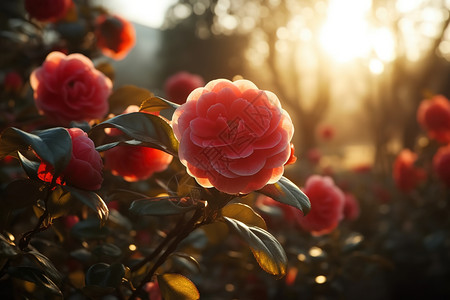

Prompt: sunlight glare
[
  {"left": 319, "top": 0, "right": 372, "bottom": 62},
  {"left": 369, "top": 58, "right": 384, "bottom": 74}
]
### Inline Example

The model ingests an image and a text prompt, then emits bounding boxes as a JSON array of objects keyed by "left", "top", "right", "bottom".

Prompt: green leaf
[
  {"left": 23, "top": 249, "right": 63, "bottom": 285},
  {"left": 92, "top": 243, "right": 122, "bottom": 259},
  {"left": 157, "top": 273, "right": 200, "bottom": 300},
  {"left": 139, "top": 96, "right": 180, "bottom": 120},
  {"left": 0, "top": 233, "right": 17, "bottom": 258},
  {"left": 47, "top": 185, "right": 73, "bottom": 220},
  {"left": 129, "top": 196, "right": 196, "bottom": 216},
  {"left": 85, "top": 263, "right": 126, "bottom": 288},
  {"left": 224, "top": 217, "right": 287, "bottom": 277},
  {"left": 71, "top": 218, "right": 110, "bottom": 240},
  {"left": 170, "top": 252, "right": 201, "bottom": 273},
  {"left": 0, "top": 127, "right": 71, "bottom": 176},
  {"left": 222, "top": 203, "right": 267, "bottom": 230},
  {"left": 89, "top": 112, "right": 179, "bottom": 156},
  {"left": 17, "top": 152, "right": 39, "bottom": 180},
  {"left": 257, "top": 176, "right": 310, "bottom": 215},
  {"left": 108, "top": 85, "right": 153, "bottom": 115},
  {"left": 61, "top": 185, "right": 109, "bottom": 225},
  {"left": 7, "top": 266, "right": 62, "bottom": 296}
]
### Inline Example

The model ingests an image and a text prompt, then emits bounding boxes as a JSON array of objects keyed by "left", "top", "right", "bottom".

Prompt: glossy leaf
[
  {"left": 129, "top": 196, "right": 196, "bottom": 216},
  {"left": 71, "top": 218, "right": 110, "bottom": 240},
  {"left": 18, "top": 152, "right": 39, "bottom": 180},
  {"left": 257, "top": 176, "right": 311, "bottom": 215},
  {"left": 85, "top": 263, "right": 126, "bottom": 288},
  {"left": 222, "top": 203, "right": 267, "bottom": 230},
  {"left": 108, "top": 85, "right": 153, "bottom": 115},
  {"left": 62, "top": 185, "right": 109, "bottom": 225},
  {"left": 7, "top": 266, "right": 62, "bottom": 296},
  {"left": 157, "top": 273, "right": 200, "bottom": 300},
  {"left": 92, "top": 243, "right": 122, "bottom": 258},
  {"left": 0, "top": 127, "right": 71, "bottom": 176},
  {"left": 0, "top": 233, "right": 17, "bottom": 258},
  {"left": 89, "top": 112, "right": 178, "bottom": 156},
  {"left": 224, "top": 217, "right": 287, "bottom": 277},
  {"left": 170, "top": 252, "right": 201, "bottom": 273},
  {"left": 139, "top": 96, "right": 180, "bottom": 120},
  {"left": 24, "top": 249, "right": 63, "bottom": 285}
]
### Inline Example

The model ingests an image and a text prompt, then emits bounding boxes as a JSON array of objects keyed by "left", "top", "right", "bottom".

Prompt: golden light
[
  {"left": 319, "top": 0, "right": 372, "bottom": 62},
  {"left": 309, "top": 246, "right": 323, "bottom": 257},
  {"left": 315, "top": 275, "right": 327, "bottom": 284},
  {"left": 129, "top": 244, "right": 137, "bottom": 251},
  {"left": 369, "top": 58, "right": 384, "bottom": 75},
  {"left": 297, "top": 253, "right": 306, "bottom": 261}
]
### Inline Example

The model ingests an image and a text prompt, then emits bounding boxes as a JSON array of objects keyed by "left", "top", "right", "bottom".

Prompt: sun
[{"left": 319, "top": 0, "right": 395, "bottom": 66}]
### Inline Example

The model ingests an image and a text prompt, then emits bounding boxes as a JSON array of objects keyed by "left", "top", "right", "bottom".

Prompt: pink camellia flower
[
  {"left": 30, "top": 51, "right": 112, "bottom": 126},
  {"left": 104, "top": 106, "right": 173, "bottom": 182},
  {"left": 25, "top": 0, "right": 72, "bottom": 22},
  {"left": 172, "top": 79, "right": 294, "bottom": 194},
  {"left": 318, "top": 124, "right": 335, "bottom": 141},
  {"left": 306, "top": 148, "right": 321, "bottom": 165},
  {"left": 343, "top": 192, "right": 360, "bottom": 221},
  {"left": 392, "top": 149, "right": 426, "bottom": 193},
  {"left": 284, "top": 143, "right": 297, "bottom": 165},
  {"left": 3, "top": 71, "right": 23, "bottom": 94},
  {"left": 296, "top": 175, "right": 345, "bottom": 236},
  {"left": 95, "top": 14, "right": 136, "bottom": 60},
  {"left": 164, "top": 71, "right": 205, "bottom": 104},
  {"left": 417, "top": 95, "right": 450, "bottom": 143},
  {"left": 38, "top": 128, "right": 103, "bottom": 190},
  {"left": 433, "top": 144, "right": 450, "bottom": 187}
]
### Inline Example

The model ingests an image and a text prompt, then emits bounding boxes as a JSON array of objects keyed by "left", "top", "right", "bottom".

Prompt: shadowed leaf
[
  {"left": 222, "top": 203, "right": 267, "bottom": 230},
  {"left": 129, "top": 196, "right": 196, "bottom": 216}
]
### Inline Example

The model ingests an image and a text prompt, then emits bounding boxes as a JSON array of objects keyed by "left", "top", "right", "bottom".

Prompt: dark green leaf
[
  {"left": 107, "top": 209, "right": 132, "bottom": 230},
  {"left": 139, "top": 96, "right": 180, "bottom": 120},
  {"left": 24, "top": 249, "right": 63, "bottom": 285},
  {"left": 0, "top": 127, "right": 71, "bottom": 176},
  {"left": 222, "top": 203, "right": 267, "bottom": 230},
  {"left": 71, "top": 218, "right": 110, "bottom": 240},
  {"left": 89, "top": 112, "right": 179, "bottom": 156},
  {"left": 257, "top": 176, "right": 310, "bottom": 215},
  {"left": 92, "top": 243, "right": 122, "bottom": 258},
  {"left": 108, "top": 85, "right": 153, "bottom": 115},
  {"left": 157, "top": 273, "right": 200, "bottom": 300},
  {"left": 170, "top": 252, "right": 201, "bottom": 273},
  {"left": 18, "top": 152, "right": 39, "bottom": 180},
  {"left": 70, "top": 248, "right": 94, "bottom": 263},
  {"left": 85, "top": 263, "right": 126, "bottom": 288},
  {"left": 0, "top": 233, "right": 17, "bottom": 258},
  {"left": 47, "top": 185, "right": 73, "bottom": 220},
  {"left": 7, "top": 266, "right": 62, "bottom": 296},
  {"left": 224, "top": 217, "right": 287, "bottom": 277},
  {"left": 129, "top": 197, "right": 196, "bottom": 216},
  {"left": 94, "top": 139, "right": 143, "bottom": 152},
  {"left": 62, "top": 185, "right": 109, "bottom": 225}
]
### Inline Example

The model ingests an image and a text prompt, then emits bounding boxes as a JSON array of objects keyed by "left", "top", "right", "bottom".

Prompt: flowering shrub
[
  {"left": 30, "top": 51, "right": 112, "bottom": 126},
  {"left": 95, "top": 14, "right": 136, "bottom": 60},
  {"left": 25, "top": 0, "right": 72, "bottom": 22},
  {"left": 38, "top": 128, "right": 103, "bottom": 190},
  {"left": 164, "top": 71, "right": 205, "bottom": 104},
  {"left": 417, "top": 95, "right": 450, "bottom": 143},
  {"left": 297, "top": 175, "right": 345, "bottom": 236},
  {"left": 392, "top": 149, "right": 426, "bottom": 193},
  {"left": 172, "top": 79, "right": 294, "bottom": 194},
  {"left": 433, "top": 144, "right": 450, "bottom": 187}
]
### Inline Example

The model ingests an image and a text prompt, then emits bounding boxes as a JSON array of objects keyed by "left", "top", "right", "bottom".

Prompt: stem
[{"left": 130, "top": 207, "right": 204, "bottom": 300}]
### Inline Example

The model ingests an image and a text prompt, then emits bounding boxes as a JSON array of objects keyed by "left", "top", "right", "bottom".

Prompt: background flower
[
  {"left": 417, "top": 95, "right": 450, "bottom": 143},
  {"left": 25, "top": 0, "right": 72, "bottom": 22},
  {"left": 433, "top": 144, "right": 450, "bottom": 187},
  {"left": 104, "top": 105, "right": 173, "bottom": 182},
  {"left": 95, "top": 14, "right": 136, "bottom": 60},
  {"left": 172, "top": 79, "right": 294, "bottom": 194},
  {"left": 30, "top": 51, "right": 112, "bottom": 126},
  {"left": 343, "top": 192, "right": 360, "bottom": 221},
  {"left": 38, "top": 128, "right": 103, "bottom": 190},
  {"left": 296, "top": 175, "right": 345, "bottom": 236},
  {"left": 392, "top": 149, "right": 426, "bottom": 193},
  {"left": 164, "top": 71, "right": 205, "bottom": 104}
]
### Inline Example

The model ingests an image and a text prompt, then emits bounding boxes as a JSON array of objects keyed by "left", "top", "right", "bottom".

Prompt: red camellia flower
[
  {"left": 144, "top": 281, "right": 162, "bottom": 300},
  {"left": 417, "top": 95, "right": 450, "bottom": 143},
  {"left": 318, "top": 124, "right": 335, "bottom": 141},
  {"left": 38, "top": 128, "right": 103, "bottom": 190},
  {"left": 30, "top": 51, "right": 112, "bottom": 126},
  {"left": 433, "top": 144, "right": 450, "bottom": 187},
  {"left": 284, "top": 143, "right": 297, "bottom": 165},
  {"left": 95, "top": 14, "right": 136, "bottom": 60},
  {"left": 164, "top": 71, "right": 205, "bottom": 104},
  {"left": 343, "top": 192, "right": 360, "bottom": 221},
  {"left": 296, "top": 175, "right": 345, "bottom": 236},
  {"left": 25, "top": 0, "right": 72, "bottom": 22},
  {"left": 104, "top": 106, "right": 173, "bottom": 182},
  {"left": 172, "top": 79, "right": 294, "bottom": 194},
  {"left": 392, "top": 149, "right": 426, "bottom": 193}
]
